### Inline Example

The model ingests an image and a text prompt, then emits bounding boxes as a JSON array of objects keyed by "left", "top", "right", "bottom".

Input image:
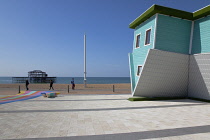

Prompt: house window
[
  {"left": 136, "top": 34, "right": 140, "bottom": 48},
  {"left": 137, "top": 66, "right": 142, "bottom": 76},
  {"left": 145, "top": 29, "right": 151, "bottom": 45}
]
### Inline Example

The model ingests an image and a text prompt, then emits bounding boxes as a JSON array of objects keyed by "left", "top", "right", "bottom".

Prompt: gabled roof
[{"left": 129, "top": 4, "right": 210, "bottom": 29}]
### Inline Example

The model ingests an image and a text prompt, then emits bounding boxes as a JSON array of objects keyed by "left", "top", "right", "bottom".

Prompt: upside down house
[{"left": 128, "top": 5, "right": 210, "bottom": 100}]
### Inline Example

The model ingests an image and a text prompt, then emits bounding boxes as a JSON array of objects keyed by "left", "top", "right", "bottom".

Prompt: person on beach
[
  {"left": 26, "top": 80, "right": 29, "bottom": 90},
  {"left": 49, "top": 80, "right": 54, "bottom": 90},
  {"left": 71, "top": 78, "right": 75, "bottom": 90}
]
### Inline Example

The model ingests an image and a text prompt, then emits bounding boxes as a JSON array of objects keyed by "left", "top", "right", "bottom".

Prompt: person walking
[
  {"left": 49, "top": 80, "right": 54, "bottom": 90},
  {"left": 71, "top": 78, "right": 75, "bottom": 90},
  {"left": 26, "top": 80, "right": 29, "bottom": 90}
]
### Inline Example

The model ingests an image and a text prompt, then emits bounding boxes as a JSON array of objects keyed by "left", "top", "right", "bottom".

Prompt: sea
[{"left": 0, "top": 77, "right": 130, "bottom": 84}]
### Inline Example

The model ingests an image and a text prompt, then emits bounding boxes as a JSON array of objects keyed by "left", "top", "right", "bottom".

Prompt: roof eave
[
  {"left": 193, "top": 5, "right": 210, "bottom": 20},
  {"left": 129, "top": 5, "right": 156, "bottom": 29},
  {"left": 129, "top": 5, "right": 193, "bottom": 29}
]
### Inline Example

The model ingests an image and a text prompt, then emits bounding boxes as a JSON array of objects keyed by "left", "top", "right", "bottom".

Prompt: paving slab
[{"left": 0, "top": 94, "right": 210, "bottom": 140}]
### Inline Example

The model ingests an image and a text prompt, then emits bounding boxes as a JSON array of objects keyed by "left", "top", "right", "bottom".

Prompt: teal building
[{"left": 129, "top": 5, "right": 210, "bottom": 100}]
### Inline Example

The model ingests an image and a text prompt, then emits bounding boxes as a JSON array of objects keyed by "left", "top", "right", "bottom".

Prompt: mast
[{"left": 84, "top": 33, "right": 87, "bottom": 88}]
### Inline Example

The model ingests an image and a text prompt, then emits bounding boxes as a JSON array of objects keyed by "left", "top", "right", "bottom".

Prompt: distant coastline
[{"left": 0, "top": 77, "right": 130, "bottom": 84}]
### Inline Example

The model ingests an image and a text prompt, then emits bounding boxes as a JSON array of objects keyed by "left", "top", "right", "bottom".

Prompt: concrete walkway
[{"left": 0, "top": 94, "right": 210, "bottom": 140}]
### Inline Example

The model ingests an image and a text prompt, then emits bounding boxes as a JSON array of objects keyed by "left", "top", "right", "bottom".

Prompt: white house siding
[
  {"left": 188, "top": 54, "right": 210, "bottom": 100},
  {"left": 133, "top": 49, "right": 189, "bottom": 97}
]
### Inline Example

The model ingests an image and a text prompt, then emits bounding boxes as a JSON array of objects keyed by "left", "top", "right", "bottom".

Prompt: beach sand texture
[{"left": 0, "top": 83, "right": 131, "bottom": 95}]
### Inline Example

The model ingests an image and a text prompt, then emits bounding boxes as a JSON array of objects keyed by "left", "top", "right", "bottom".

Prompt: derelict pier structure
[{"left": 12, "top": 70, "right": 56, "bottom": 83}]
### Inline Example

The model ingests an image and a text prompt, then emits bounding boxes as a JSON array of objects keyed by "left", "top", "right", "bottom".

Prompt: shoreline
[{"left": 0, "top": 83, "right": 131, "bottom": 95}]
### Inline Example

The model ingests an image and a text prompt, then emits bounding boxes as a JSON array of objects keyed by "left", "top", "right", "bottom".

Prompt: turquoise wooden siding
[
  {"left": 131, "top": 15, "right": 156, "bottom": 90},
  {"left": 128, "top": 53, "right": 135, "bottom": 90},
  {"left": 192, "top": 16, "right": 210, "bottom": 54},
  {"left": 155, "top": 14, "right": 191, "bottom": 54}
]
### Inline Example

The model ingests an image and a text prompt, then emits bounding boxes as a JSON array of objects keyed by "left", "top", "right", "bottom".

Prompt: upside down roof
[{"left": 129, "top": 4, "right": 210, "bottom": 29}]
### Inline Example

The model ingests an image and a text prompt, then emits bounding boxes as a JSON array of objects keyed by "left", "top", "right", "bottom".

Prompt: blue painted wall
[
  {"left": 192, "top": 16, "right": 210, "bottom": 54},
  {"left": 130, "top": 15, "right": 156, "bottom": 90},
  {"left": 155, "top": 14, "right": 191, "bottom": 54}
]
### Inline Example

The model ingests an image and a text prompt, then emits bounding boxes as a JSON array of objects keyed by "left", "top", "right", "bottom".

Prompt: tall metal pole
[{"left": 84, "top": 33, "right": 87, "bottom": 88}]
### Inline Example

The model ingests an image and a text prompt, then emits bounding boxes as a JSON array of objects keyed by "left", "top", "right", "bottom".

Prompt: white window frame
[
  {"left": 145, "top": 28, "right": 152, "bottom": 46},
  {"left": 137, "top": 65, "right": 142, "bottom": 76},
  {"left": 135, "top": 33, "right": 141, "bottom": 48}
]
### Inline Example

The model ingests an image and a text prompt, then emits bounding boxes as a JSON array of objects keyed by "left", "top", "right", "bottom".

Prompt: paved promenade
[{"left": 0, "top": 94, "right": 210, "bottom": 140}]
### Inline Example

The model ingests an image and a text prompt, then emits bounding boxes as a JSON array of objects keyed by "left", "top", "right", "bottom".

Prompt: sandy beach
[{"left": 0, "top": 83, "right": 131, "bottom": 95}]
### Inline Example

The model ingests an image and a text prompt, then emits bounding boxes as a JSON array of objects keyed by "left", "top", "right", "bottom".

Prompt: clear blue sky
[{"left": 0, "top": 0, "right": 209, "bottom": 77}]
